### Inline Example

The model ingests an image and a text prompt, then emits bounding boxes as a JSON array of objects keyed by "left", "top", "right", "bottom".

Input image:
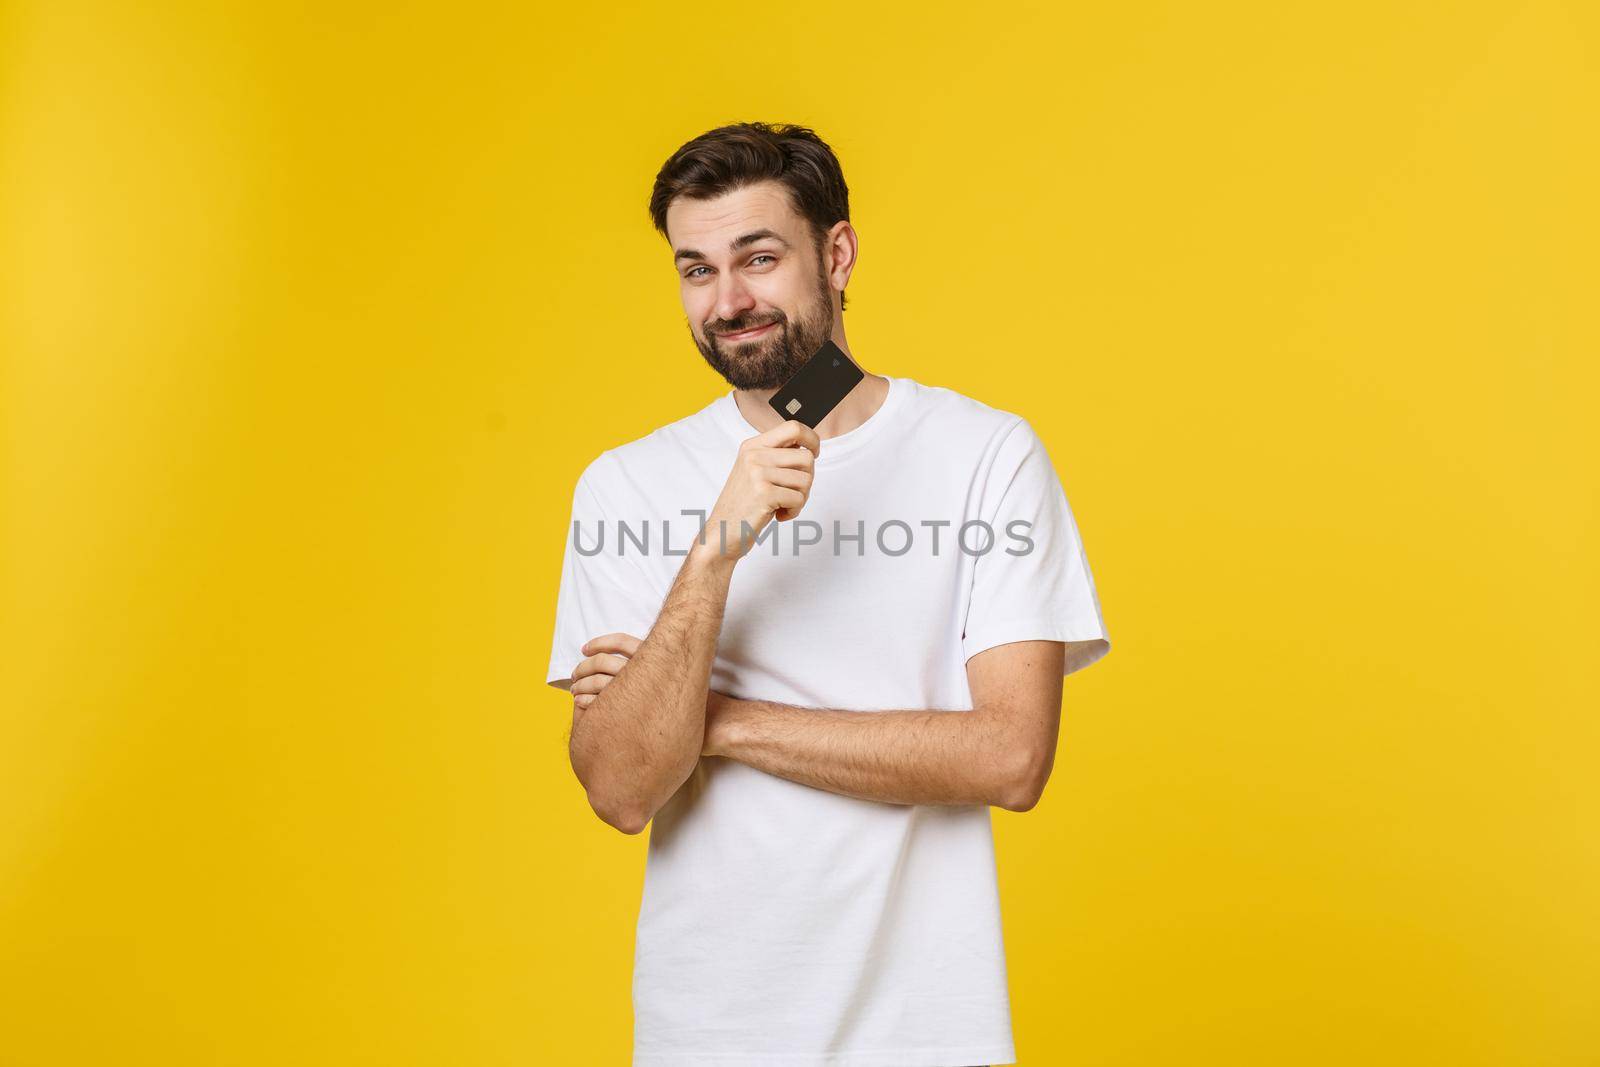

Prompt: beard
[{"left": 689, "top": 260, "right": 836, "bottom": 391}]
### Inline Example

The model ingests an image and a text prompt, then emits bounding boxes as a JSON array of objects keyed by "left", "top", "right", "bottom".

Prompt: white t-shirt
[{"left": 546, "top": 375, "right": 1110, "bottom": 1067}]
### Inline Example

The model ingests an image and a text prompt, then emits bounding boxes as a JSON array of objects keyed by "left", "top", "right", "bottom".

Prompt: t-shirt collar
[{"left": 712, "top": 375, "right": 908, "bottom": 462}]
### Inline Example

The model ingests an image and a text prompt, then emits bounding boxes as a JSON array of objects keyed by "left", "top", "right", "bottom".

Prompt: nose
[{"left": 712, "top": 277, "right": 759, "bottom": 331}]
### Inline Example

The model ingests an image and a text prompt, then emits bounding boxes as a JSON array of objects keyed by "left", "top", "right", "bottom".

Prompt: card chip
[{"left": 785, "top": 398, "right": 802, "bottom": 415}]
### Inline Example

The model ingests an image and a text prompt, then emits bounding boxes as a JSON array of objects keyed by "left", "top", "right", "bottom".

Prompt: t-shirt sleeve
[
  {"left": 960, "top": 417, "right": 1111, "bottom": 677},
  {"left": 545, "top": 466, "right": 667, "bottom": 692}
]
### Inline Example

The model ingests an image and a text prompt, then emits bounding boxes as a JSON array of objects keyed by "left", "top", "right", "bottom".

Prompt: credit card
[{"left": 766, "top": 338, "right": 865, "bottom": 429}]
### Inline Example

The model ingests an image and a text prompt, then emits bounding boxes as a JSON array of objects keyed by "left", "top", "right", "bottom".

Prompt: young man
[{"left": 546, "top": 121, "right": 1111, "bottom": 1067}]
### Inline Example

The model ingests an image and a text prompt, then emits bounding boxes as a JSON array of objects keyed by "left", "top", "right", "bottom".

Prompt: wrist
[
  {"left": 703, "top": 690, "right": 741, "bottom": 758},
  {"left": 688, "top": 535, "right": 740, "bottom": 578}
]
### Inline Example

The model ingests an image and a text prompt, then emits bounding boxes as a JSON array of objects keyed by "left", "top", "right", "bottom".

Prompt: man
[{"left": 546, "top": 121, "right": 1111, "bottom": 1067}]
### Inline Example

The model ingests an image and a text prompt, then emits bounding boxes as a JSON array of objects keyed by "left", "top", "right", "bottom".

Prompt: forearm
[
  {"left": 704, "top": 694, "right": 1029, "bottom": 809},
  {"left": 571, "top": 545, "right": 734, "bottom": 832}
]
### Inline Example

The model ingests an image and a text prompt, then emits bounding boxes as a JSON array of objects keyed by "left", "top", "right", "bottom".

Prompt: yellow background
[{"left": 3, "top": 2, "right": 1596, "bottom": 1064}]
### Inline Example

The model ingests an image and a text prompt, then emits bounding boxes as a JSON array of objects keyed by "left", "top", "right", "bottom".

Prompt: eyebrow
[{"left": 674, "top": 229, "right": 793, "bottom": 264}]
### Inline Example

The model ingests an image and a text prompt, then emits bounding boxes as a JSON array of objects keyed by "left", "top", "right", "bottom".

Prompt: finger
[
  {"left": 572, "top": 670, "right": 621, "bottom": 699},
  {"left": 571, "top": 674, "right": 608, "bottom": 696},
  {"left": 581, "top": 633, "right": 643, "bottom": 656},
  {"left": 753, "top": 419, "right": 822, "bottom": 459},
  {"left": 574, "top": 693, "right": 595, "bottom": 708},
  {"left": 768, "top": 485, "right": 805, "bottom": 514},
  {"left": 572, "top": 651, "right": 630, "bottom": 683},
  {"left": 763, "top": 466, "right": 812, "bottom": 492},
  {"left": 752, "top": 445, "right": 816, "bottom": 470}
]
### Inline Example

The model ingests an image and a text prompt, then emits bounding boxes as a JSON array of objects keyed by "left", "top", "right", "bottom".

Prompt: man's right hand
[{"left": 697, "top": 419, "right": 821, "bottom": 564}]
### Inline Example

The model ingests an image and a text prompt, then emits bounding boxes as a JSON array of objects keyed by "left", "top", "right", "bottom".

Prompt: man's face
[{"left": 668, "top": 181, "right": 837, "bottom": 391}]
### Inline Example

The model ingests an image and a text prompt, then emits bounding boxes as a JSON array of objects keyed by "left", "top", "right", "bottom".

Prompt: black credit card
[{"left": 767, "top": 338, "right": 865, "bottom": 429}]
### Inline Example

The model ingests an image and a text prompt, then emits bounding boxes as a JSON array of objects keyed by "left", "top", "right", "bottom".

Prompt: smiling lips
[{"left": 719, "top": 321, "right": 777, "bottom": 340}]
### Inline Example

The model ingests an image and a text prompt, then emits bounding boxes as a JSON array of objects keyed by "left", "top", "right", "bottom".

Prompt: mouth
[{"left": 718, "top": 321, "right": 778, "bottom": 341}]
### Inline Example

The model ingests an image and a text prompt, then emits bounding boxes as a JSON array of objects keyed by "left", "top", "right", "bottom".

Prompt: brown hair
[{"left": 649, "top": 121, "right": 853, "bottom": 311}]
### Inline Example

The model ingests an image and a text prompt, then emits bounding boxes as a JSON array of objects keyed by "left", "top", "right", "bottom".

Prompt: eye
[
  {"left": 750, "top": 254, "right": 775, "bottom": 266},
  {"left": 686, "top": 266, "right": 709, "bottom": 279}
]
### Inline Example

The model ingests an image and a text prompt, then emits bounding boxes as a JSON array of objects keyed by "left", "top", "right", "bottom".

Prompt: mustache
[{"left": 709, "top": 316, "right": 784, "bottom": 335}]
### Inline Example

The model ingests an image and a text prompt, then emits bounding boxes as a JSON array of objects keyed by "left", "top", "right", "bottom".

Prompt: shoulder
[
  {"left": 573, "top": 395, "right": 731, "bottom": 504},
  {"left": 898, "top": 376, "right": 1033, "bottom": 455}
]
